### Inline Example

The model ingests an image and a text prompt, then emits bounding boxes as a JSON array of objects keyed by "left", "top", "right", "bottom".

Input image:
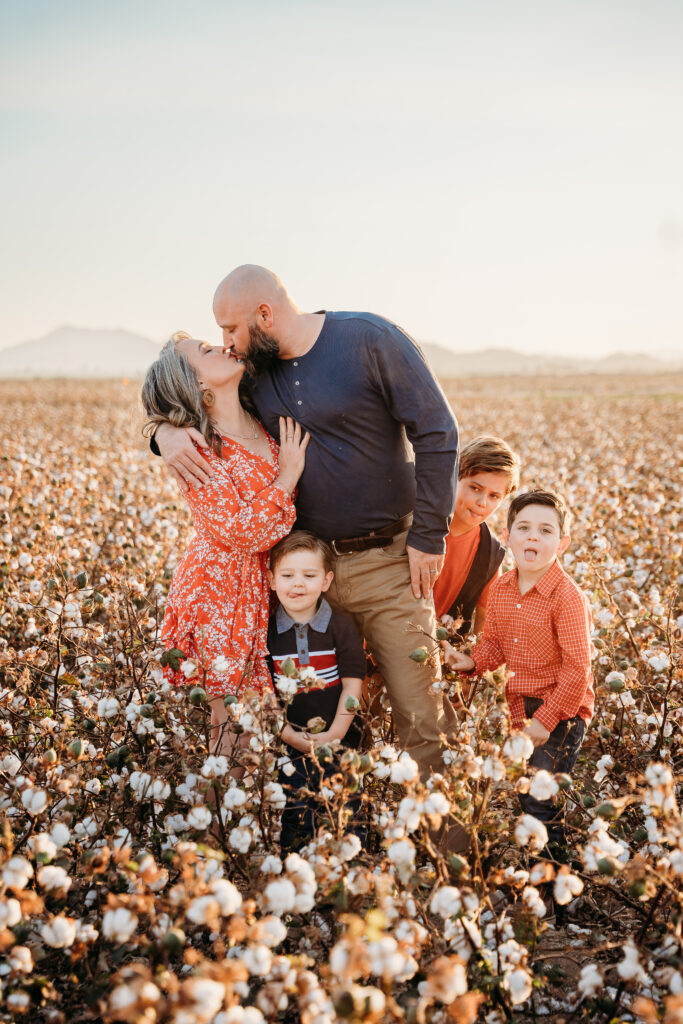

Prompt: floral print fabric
[{"left": 161, "top": 431, "right": 296, "bottom": 696}]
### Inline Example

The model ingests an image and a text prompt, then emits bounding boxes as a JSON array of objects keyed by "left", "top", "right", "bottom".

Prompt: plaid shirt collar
[
  {"left": 500, "top": 557, "right": 566, "bottom": 599},
  {"left": 275, "top": 597, "right": 332, "bottom": 635}
]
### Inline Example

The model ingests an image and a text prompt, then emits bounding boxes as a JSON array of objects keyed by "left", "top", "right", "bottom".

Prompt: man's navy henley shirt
[{"left": 248, "top": 311, "right": 458, "bottom": 554}]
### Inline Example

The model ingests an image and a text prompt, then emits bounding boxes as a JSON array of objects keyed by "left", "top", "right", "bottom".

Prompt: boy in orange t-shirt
[{"left": 434, "top": 436, "right": 520, "bottom": 637}]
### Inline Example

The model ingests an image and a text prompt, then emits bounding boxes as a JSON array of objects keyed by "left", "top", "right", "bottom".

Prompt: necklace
[{"left": 216, "top": 413, "right": 259, "bottom": 440}]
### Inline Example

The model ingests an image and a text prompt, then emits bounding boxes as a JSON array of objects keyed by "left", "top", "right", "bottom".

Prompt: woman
[{"left": 141, "top": 331, "right": 308, "bottom": 756}]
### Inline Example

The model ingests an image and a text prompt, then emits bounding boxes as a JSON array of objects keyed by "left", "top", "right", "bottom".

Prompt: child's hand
[
  {"left": 281, "top": 724, "right": 314, "bottom": 754},
  {"left": 440, "top": 640, "right": 475, "bottom": 673},
  {"left": 524, "top": 717, "right": 551, "bottom": 748},
  {"left": 303, "top": 730, "right": 338, "bottom": 749}
]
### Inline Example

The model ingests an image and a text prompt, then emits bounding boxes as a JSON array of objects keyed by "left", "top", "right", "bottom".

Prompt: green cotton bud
[
  {"left": 306, "top": 716, "right": 327, "bottom": 734},
  {"left": 409, "top": 646, "right": 429, "bottom": 663},
  {"left": 344, "top": 695, "right": 361, "bottom": 712}
]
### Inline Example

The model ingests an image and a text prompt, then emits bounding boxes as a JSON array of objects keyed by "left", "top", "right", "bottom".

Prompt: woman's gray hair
[{"left": 141, "top": 331, "right": 222, "bottom": 455}]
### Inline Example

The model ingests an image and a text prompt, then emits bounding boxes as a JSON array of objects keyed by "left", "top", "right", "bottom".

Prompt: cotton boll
[
  {"left": 553, "top": 869, "right": 583, "bottom": 905},
  {"left": 0, "top": 898, "right": 22, "bottom": 929},
  {"left": 97, "top": 696, "right": 120, "bottom": 719},
  {"left": 616, "top": 940, "right": 648, "bottom": 983},
  {"left": 186, "top": 895, "right": 220, "bottom": 926},
  {"left": 201, "top": 755, "right": 229, "bottom": 778},
  {"left": 390, "top": 752, "right": 419, "bottom": 784},
  {"left": 37, "top": 865, "right": 72, "bottom": 892},
  {"left": 21, "top": 786, "right": 48, "bottom": 816},
  {"left": 242, "top": 944, "right": 272, "bottom": 976},
  {"left": 260, "top": 855, "right": 283, "bottom": 875},
  {"left": 528, "top": 770, "right": 559, "bottom": 801},
  {"left": 429, "top": 886, "right": 462, "bottom": 918},
  {"left": 263, "top": 879, "right": 296, "bottom": 915},
  {"left": 503, "top": 732, "right": 534, "bottom": 762},
  {"left": 41, "top": 916, "right": 77, "bottom": 948},
  {"left": 387, "top": 839, "right": 416, "bottom": 882},
  {"left": 522, "top": 886, "right": 546, "bottom": 918},
  {"left": 209, "top": 878, "right": 242, "bottom": 915},
  {"left": 28, "top": 833, "right": 57, "bottom": 861},
  {"left": 503, "top": 967, "right": 533, "bottom": 1005},
  {"left": 482, "top": 756, "right": 506, "bottom": 781},
  {"left": 229, "top": 826, "right": 252, "bottom": 853},
  {"left": 8, "top": 945, "right": 33, "bottom": 973},
  {"left": 187, "top": 805, "right": 212, "bottom": 830},
  {"left": 514, "top": 815, "right": 548, "bottom": 852},
  {"left": 3, "top": 857, "right": 33, "bottom": 890},
  {"left": 578, "top": 963, "right": 602, "bottom": 997},
  {"left": 102, "top": 907, "right": 138, "bottom": 943}
]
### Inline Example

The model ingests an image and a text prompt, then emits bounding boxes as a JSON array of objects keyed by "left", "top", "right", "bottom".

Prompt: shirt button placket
[{"left": 295, "top": 625, "right": 310, "bottom": 665}]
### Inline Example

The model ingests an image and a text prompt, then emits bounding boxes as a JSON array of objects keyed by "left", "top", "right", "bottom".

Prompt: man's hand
[
  {"left": 155, "top": 423, "right": 214, "bottom": 492},
  {"left": 524, "top": 717, "right": 551, "bottom": 749},
  {"left": 440, "top": 641, "right": 475, "bottom": 673},
  {"left": 406, "top": 545, "right": 444, "bottom": 600}
]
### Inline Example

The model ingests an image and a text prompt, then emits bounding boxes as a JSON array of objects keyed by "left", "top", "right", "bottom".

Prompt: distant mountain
[
  {"left": 0, "top": 326, "right": 680, "bottom": 379},
  {"left": 419, "top": 342, "right": 683, "bottom": 378},
  {"left": 0, "top": 326, "right": 162, "bottom": 379}
]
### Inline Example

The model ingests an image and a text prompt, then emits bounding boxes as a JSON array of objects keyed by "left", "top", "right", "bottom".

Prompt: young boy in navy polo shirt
[{"left": 267, "top": 531, "right": 366, "bottom": 850}]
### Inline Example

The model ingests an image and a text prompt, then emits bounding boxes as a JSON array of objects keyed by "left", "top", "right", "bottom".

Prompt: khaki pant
[{"left": 327, "top": 529, "right": 459, "bottom": 777}]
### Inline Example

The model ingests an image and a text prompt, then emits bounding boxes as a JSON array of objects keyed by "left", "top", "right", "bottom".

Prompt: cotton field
[{"left": 0, "top": 376, "right": 681, "bottom": 1024}]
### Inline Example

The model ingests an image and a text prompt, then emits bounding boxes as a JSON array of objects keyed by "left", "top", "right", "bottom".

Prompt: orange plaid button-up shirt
[{"left": 470, "top": 558, "right": 594, "bottom": 732}]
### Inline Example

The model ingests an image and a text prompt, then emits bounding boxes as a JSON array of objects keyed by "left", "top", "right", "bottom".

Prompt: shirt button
[
  {"left": 517, "top": 603, "right": 521, "bottom": 609},
  {"left": 513, "top": 638, "right": 518, "bottom": 643},
  {"left": 297, "top": 400, "right": 302, "bottom": 406},
  {"left": 293, "top": 361, "right": 299, "bottom": 366},
  {"left": 295, "top": 380, "right": 300, "bottom": 385}
]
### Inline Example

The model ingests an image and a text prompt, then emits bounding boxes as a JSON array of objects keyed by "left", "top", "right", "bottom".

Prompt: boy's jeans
[
  {"left": 519, "top": 696, "right": 586, "bottom": 852},
  {"left": 278, "top": 748, "right": 364, "bottom": 852}
]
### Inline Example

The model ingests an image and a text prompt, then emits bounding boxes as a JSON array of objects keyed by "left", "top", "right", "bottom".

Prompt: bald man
[{"left": 154, "top": 265, "right": 460, "bottom": 776}]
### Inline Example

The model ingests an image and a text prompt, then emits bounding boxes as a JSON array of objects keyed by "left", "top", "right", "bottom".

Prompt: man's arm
[{"left": 369, "top": 326, "right": 459, "bottom": 598}]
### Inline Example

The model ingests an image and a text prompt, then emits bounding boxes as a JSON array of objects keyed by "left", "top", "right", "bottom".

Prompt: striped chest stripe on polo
[{"left": 272, "top": 651, "right": 340, "bottom": 689}]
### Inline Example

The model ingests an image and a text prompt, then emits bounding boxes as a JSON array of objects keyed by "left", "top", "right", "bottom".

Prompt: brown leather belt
[{"left": 329, "top": 513, "right": 413, "bottom": 556}]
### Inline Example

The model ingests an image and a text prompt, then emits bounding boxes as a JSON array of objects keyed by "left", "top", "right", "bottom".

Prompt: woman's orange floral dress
[{"left": 161, "top": 431, "right": 296, "bottom": 696}]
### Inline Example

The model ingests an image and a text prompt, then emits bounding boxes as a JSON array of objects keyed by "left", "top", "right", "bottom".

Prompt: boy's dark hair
[
  {"left": 269, "top": 531, "right": 334, "bottom": 575},
  {"left": 507, "top": 489, "right": 571, "bottom": 535},
  {"left": 459, "top": 436, "right": 520, "bottom": 494}
]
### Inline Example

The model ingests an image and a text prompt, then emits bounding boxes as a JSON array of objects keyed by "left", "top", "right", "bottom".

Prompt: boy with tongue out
[{"left": 442, "top": 489, "right": 594, "bottom": 850}]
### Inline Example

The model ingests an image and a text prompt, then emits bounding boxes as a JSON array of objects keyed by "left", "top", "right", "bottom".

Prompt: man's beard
[{"left": 245, "top": 322, "right": 280, "bottom": 377}]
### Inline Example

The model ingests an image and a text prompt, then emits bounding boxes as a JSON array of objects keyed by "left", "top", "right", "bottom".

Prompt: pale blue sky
[{"left": 2, "top": 0, "right": 682, "bottom": 356}]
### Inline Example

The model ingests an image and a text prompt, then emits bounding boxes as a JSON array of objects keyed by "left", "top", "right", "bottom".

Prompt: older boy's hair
[
  {"left": 459, "top": 436, "right": 520, "bottom": 494},
  {"left": 507, "top": 489, "right": 571, "bottom": 535},
  {"left": 270, "top": 531, "right": 334, "bottom": 574}
]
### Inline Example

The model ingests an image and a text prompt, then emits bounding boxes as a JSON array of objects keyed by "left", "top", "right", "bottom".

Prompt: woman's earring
[{"left": 202, "top": 389, "right": 215, "bottom": 408}]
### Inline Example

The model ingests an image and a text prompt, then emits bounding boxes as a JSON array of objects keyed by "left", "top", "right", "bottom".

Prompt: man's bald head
[
  {"left": 213, "top": 265, "right": 290, "bottom": 318},
  {"left": 213, "top": 265, "right": 295, "bottom": 376}
]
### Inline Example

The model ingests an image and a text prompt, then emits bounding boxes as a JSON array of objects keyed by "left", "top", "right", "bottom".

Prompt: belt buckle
[{"left": 330, "top": 539, "right": 345, "bottom": 557}]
